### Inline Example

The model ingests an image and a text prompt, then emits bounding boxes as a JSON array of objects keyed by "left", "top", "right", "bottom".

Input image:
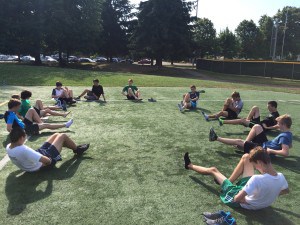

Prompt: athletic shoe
[
  {"left": 184, "top": 152, "right": 191, "bottom": 169},
  {"left": 178, "top": 103, "right": 183, "bottom": 112},
  {"left": 74, "top": 144, "right": 90, "bottom": 155},
  {"left": 201, "top": 111, "right": 209, "bottom": 121},
  {"left": 218, "top": 118, "right": 224, "bottom": 126},
  {"left": 70, "top": 99, "right": 77, "bottom": 104},
  {"left": 203, "top": 210, "right": 231, "bottom": 220},
  {"left": 148, "top": 98, "right": 157, "bottom": 102},
  {"left": 199, "top": 90, "right": 206, "bottom": 93},
  {"left": 65, "top": 119, "right": 73, "bottom": 128},
  {"left": 205, "top": 216, "right": 236, "bottom": 225},
  {"left": 209, "top": 127, "right": 218, "bottom": 142},
  {"left": 75, "top": 96, "right": 81, "bottom": 100}
]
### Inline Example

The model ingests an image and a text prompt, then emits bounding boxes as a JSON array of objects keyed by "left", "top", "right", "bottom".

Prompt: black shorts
[
  {"left": 23, "top": 118, "right": 39, "bottom": 135},
  {"left": 127, "top": 95, "right": 136, "bottom": 100},
  {"left": 252, "top": 131, "right": 268, "bottom": 144},
  {"left": 34, "top": 107, "right": 41, "bottom": 117},
  {"left": 244, "top": 141, "right": 259, "bottom": 153},
  {"left": 249, "top": 117, "right": 261, "bottom": 128},
  {"left": 37, "top": 142, "right": 62, "bottom": 167},
  {"left": 225, "top": 108, "right": 238, "bottom": 119}
]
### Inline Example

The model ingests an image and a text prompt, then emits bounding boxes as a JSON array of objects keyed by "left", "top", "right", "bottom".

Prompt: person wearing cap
[
  {"left": 122, "top": 79, "right": 142, "bottom": 100},
  {"left": 75, "top": 79, "right": 105, "bottom": 101}
]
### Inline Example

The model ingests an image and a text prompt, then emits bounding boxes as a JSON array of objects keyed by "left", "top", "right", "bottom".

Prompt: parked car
[
  {"left": 138, "top": 58, "right": 151, "bottom": 65},
  {"left": 94, "top": 57, "right": 107, "bottom": 63},
  {"left": 41, "top": 56, "right": 58, "bottom": 62},
  {"left": 0, "top": 55, "right": 8, "bottom": 61},
  {"left": 20, "top": 56, "right": 35, "bottom": 62},
  {"left": 119, "top": 59, "right": 134, "bottom": 64},
  {"left": 7, "top": 55, "right": 19, "bottom": 61},
  {"left": 79, "top": 58, "right": 95, "bottom": 63},
  {"left": 68, "top": 56, "right": 79, "bottom": 62}
]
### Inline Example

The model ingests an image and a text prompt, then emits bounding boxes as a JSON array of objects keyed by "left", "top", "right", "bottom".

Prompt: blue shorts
[
  {"left": 36, "top": 142, "right": 62, "bottom": 166},
  {"left": 191, "top": 101, "right": 197, "bottom": 109}
]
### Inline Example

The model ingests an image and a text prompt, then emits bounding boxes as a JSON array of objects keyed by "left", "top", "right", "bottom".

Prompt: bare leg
[
  {"left": 35, "top": 100, "right": 44, "bottom": 110},
  {"left": 40, "top": 108, "right": 69, "bottom": 117},
  {"left": 246, "top": 106, "right": 260, "bottom": 120},
  {"left": 136, "top": 90, "right": 141, "bottom": 99},
  {"left": 128, "top": 88, "right": 137, "bottom": 99},
  {"left": 245, "top": 124, "right": 264, "bottom": 142},
  {"left": 38, "top": 123, "right": 66, "bottom": 131},
  {"left": 217, "top": 136, "right": 245, "bottom": 148},
  {"left": 222, "top": 98, "right": 233, "bottom": 111},
  {"left": 68, "top": 90, "right": 74, "bottom": 98},
  {"left": 223, "top": 118, "right": 248, "bottom": 125},
  {"left": 228, "top": 154, "right": 255, "bottom": 183},
  {"left": 78, "top": 89, "right": 90, "bottom": 98},
  {"left": 48, "top": 133, "right": 77, "bottom": 152},
  {"left": 208, "top": 111, "right": 228, "bottom": 119},
  {"left": 182, "top": 93, "right": 191, "bottom": 109},
  {"left": 188, "top": 164, "right": 227, "bottom": 185},
  {"left": 25, "top": 108, "right": 43, "bottom": 123}
]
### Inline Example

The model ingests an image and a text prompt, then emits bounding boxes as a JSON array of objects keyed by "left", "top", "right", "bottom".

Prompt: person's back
[
  {"left": 241, "top": 173, "right": 288, "bottom": 210},
  {"left": 263, "top": 131, "right": 292, "bottom": 150},
  {"left": 6, "top": 144, "right": 43, "bottom": 172}
]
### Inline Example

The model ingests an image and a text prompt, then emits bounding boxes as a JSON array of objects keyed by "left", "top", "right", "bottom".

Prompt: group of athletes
[{"left": 2, "top": 80, "right": 294, "bottom": 213}]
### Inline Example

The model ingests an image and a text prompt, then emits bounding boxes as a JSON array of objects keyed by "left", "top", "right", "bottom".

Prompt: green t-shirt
[
  {"left": 122, "top": 85, "right": 138, "bottom": 94},
  {"left": 19, "top": 99, "right": 31, "bottom": 117}
]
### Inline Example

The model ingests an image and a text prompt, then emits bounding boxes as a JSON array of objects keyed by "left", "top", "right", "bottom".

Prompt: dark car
[{"left": 138, "top": 59, "right": 151, "bottom": 65}]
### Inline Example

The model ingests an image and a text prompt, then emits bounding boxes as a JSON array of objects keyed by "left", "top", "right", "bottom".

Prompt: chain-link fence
[{"left": 196, "top": 59, "right": 300, "bottom": 80}]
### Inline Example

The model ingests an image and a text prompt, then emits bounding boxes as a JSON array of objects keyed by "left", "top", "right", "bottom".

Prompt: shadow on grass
[
  {"left": 5, "top": 155, "right": 92, "bottom": 215},
  {"left": 2, "top": 135, "right": 10, "bottom": 148},
  {"left": 27, "top": 130, "right": 75, "bottom": 142},
  {"left": 182, "top": 107, "right": 211, "bottom": 114},
  {"left": 189, "top": 176, "right": 296, "bottom": 225},
  {"left": 272, "top": 155, "right": 300, "bottom": 173}
]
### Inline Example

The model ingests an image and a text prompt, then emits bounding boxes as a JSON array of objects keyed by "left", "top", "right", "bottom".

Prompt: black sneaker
[
  {"left": 209, "top": 127, "right": 218, "bottom": 142},
  {"left": 75, "top": 96, "right": 81, "bottom": 101},
  {"left": 184, "top": 152, "right": 191, "bottom": 169},
  {"left": 74, "top": 144, "right": 90, "bottom": 155},
  {"left": 203, "top": 210, "right": 231, "bottom": 220}
]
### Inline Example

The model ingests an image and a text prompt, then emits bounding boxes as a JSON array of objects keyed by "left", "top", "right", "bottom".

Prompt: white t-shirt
[
  {"left": 240, "top": 173, "right": 288, "bottom": 210},
  {"left": 6, "top": 144, "right": 43, "bottom": 172},
  {"left": 233, "top": 100, "right": 243, "bottom": 115}
]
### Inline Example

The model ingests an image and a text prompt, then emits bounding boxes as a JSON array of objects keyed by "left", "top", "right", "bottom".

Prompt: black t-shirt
[
  {"left": 189, "top": 91, "right": 200, "bottom": 103},
  {"left": 92, "top": 85, "right": 104, "bottom": 97},
  {"left": 261, "top": 111, "right": 279, "bottom": 127}
]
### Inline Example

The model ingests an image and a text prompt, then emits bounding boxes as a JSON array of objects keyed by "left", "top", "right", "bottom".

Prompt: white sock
[{"left": 65, "top": 119, "right": 73, "bottom": 128}]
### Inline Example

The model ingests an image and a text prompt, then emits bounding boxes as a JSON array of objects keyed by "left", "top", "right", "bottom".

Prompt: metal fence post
[
  {"left": 292, "top": 63, "right": 295, "bottom": 80},
  {"left": 239, "top": 62, "right": 242, "bottom": 75},
  {"left": 264, "top": 62, "right": 267, "bottom": 77}
]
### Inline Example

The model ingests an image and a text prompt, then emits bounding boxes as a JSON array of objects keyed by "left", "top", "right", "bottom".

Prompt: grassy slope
[
  {"left": 0, "top": 63, "right": 300, "bottom": 94},
  {"left": 0, "top": 87, "right": 299, "bottom": 225}
]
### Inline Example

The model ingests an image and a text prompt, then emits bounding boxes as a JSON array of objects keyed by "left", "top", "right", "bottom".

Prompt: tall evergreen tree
[{"left": 217, "top": 27, "right": 239, "bottom": 59}]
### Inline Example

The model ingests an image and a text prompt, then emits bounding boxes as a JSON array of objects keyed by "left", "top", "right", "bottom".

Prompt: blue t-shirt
[
  {"left": 189, "top": 91, "right": 200, "bottom": 103},
  {"left": 4, "top": 111, "right": 25, "bottom": 129},
  {"left": 263, "top": 132, "right": 292, "bottom": 150}
]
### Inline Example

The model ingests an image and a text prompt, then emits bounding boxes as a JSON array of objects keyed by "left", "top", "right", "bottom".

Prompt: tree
[
  {"left": 274, "top": 6, "right": 300, "bottom": 59},
  {"left": 99, "top": 0, "right": 133, "bottom": 62},
  {"left": 133, "top": 0, "right": 193, "bottom": 66},
  {"left": 258, "top": 15, "right": 274, "bottom": 58},
  {"left": 235, "top": 20, "right": 262, "bottom": 59},
  {"left": 217, "top": 27, "right": 239, "bottom": 59},
  {"left": 193, "top": 18, "right": 216, "bottom": 58}
]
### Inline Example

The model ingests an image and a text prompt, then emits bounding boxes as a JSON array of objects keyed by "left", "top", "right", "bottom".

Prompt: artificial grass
[
  {"left": 1, "top": 63, "right": 300, "bottom": 94},
  {"left": 0, "top": 87, "right": 299, "bottom": 225}
]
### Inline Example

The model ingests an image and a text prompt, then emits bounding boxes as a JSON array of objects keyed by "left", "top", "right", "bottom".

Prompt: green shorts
[{"left": 220, "top": 176, "right": 251, "bottom": 208}]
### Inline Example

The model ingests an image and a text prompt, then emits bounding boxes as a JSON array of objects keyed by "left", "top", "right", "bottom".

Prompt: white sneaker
[{"left": 65, "top": 119, "right": 73, "bottom": 128}]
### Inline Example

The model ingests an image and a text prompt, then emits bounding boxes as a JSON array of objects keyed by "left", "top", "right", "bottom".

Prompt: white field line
[
  {"left": 74, "top": 99, "right": 299, "bottom": 102},
  {"left": 0, "top": 101, "right": 8, "bottom": 107},
  {"left": 0, "top": 136, "right": 31, "bottom": 171}
]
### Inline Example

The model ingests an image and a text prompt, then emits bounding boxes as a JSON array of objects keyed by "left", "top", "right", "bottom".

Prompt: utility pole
[
  {"left": 281, "top": 11, "right": 288, "bottom": 60},
  {"left": 272, "top": 19, "right": 279, "bottom": 60}
]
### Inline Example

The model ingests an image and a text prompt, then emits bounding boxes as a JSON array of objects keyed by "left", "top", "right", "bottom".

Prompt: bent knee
[
  {"left": 252, "top": 106, "right": 259, "bottom": 110},
  {"left": 210, "top": 167, "right": 219, "bottom": 173}
]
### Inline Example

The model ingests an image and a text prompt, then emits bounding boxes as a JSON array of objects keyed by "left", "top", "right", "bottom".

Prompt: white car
[
  {"left": 20, "top": 56, "right": 35, "bottom": 62},
  {"left": 41, "top": 56, "right": 58, "bottom": 62},
  {"left": 79, "top": 58, "right": 95, "bottom": 63}
]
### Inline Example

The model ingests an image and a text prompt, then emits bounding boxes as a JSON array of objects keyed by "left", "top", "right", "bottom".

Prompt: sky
[{"left": 129, "top": 0, "right": 300, "bottom": 32}]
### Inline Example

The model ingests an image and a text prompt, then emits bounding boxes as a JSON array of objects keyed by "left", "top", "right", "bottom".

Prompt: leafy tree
[
  {"left": 193, "top": 18, "right": 216, "bottom": 58},
  {"left": 235, "top": 20, "right": 262, "bottom": 59},
  {"left": 133, "top": 0, "right": 193, "bottom": 66},
  {"left": 275, "top": 6, "right": 300, "bottom": 59},
  {"left": 100, "top": 0, "right": 133, "bottom": 62},
  {"left": 217, "top": 27, "right": 239, "bottom": 59},
  {"left": 258, "top": 15, "right": 274, "bottom": 58}
]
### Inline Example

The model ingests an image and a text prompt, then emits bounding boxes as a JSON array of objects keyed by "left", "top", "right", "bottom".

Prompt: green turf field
[{"left": 0, "top": 84, "right": 299, "bottom": 225}]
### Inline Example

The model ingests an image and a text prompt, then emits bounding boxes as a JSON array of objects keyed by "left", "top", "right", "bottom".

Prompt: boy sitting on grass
[
  {"left": 177, "top": 85, "right": 204, "bottom": 112},
  {"left": 184, "top": 146, "right": 289, "bottom": 210},
  {"left": 75, "top": 79, "right": 106, "bottom": 101},
  {"left": 4, "top": 99, "right": 73, "bottom": 135},
  {"left": 19, "top": 90, "right": 70, "bottom": 119},
  {"left": 122, "top": 79, "right": 142, "bottom": 101},
  {"left": 209, "top": 114, "right": 293, "bottom": 157},
  {"left": 219, "top": 101, "right": 279, "bottom": 131},
  {"left": 202, "top": 91, "right": 243, "bottom": 121},
  {"left": 52, "top": 81, "right": 76, "bottom": 106},
  {"left": 6, "top": 127, "right": 89, "bottom": 172}
]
